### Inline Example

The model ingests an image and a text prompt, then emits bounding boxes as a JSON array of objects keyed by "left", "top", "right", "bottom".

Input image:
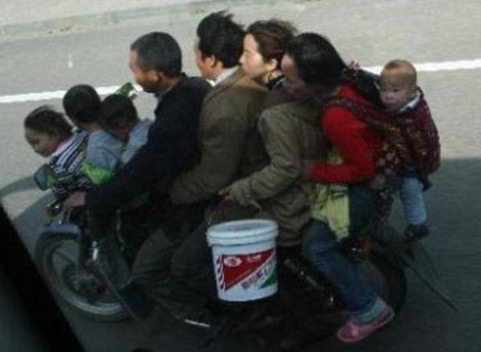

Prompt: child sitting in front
[
  {"left": 62, "top": 84, "right": 124, "bottom": 185},
  {"left": 99, "top": 94, "right": 153, "bottom": 166},
  {"left": 24, "top": 106, "right": 91, "bottom": 201},
  {"left": 378, "top": 59, "right": 440, "bottom": 239}
]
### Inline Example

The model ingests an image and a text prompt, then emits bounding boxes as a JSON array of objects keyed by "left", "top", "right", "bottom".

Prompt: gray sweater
[
  {"left": 85, "top": 129, "right": 124, "bottom": 171},
  {"left": 121, "top": 118, "right": 153, "bottom": 165}
]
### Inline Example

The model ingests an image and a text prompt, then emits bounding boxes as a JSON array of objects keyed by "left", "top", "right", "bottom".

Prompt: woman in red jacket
[{"left": 282, "top": 33, "right": 395, "bottom": 344}]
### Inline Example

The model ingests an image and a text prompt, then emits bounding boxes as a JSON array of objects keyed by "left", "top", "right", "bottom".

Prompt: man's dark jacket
[{"left": 86, "top": 75, "right": 211, "bottom": 229}]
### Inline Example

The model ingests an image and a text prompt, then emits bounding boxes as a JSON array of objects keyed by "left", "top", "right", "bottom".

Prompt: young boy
[
  {"left": 379, "top": 59, "right": 440, "bottom": 239},
  {"left": 63, "top": 84, "right": 125, "bottom": 185},
  {"left": 99, "top": 94, "right": 153, "bottom": 166}
]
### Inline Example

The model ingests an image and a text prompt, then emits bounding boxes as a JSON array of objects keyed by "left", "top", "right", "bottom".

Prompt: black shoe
[
  {"left": 117, "top": 281, "right": 152, "bottom": 320},
  {"left": 88, "top": 238, "right": 153, "bottom": 321},
  {"left": 404, "top": 223, "right": 429, "bottom": 243},
  {"left": 91, "top": 237, "right": 130, "bottom": 287}
]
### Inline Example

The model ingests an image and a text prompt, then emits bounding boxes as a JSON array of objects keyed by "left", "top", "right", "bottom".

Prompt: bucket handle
[{"left": 206, "top": 198, "right": 228, "bottom": 227}]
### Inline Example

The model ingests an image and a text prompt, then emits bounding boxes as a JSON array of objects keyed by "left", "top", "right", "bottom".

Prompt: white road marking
[
  {"left": 0, "top": 85, "right": 142, "bottom": 104},
  {"left": 67, "top": 54, "right": 74, "bottom": 70},
  {"left": 365, "top": 58, "right": 481, "bottom": 74},
  {"left": 1, "top": 59, "right": 481, "bottom": 104}
]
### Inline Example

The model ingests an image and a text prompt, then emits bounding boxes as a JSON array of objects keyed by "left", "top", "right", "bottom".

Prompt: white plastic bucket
[{"left": 207, "top": 219, "right": 279, "bottom": 302}]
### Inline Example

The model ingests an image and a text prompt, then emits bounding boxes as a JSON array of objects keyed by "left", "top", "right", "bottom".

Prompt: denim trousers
[
  {"left": 302, "top": 184, "right": 386, "bottom": 322},
  {"left": 400, "top": 176, "right": 427, "bottom": 225}
]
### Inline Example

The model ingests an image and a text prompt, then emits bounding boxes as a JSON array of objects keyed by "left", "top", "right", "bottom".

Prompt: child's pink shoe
[{"left": 336, "top": 306, "right": 395, "bottom": 344}]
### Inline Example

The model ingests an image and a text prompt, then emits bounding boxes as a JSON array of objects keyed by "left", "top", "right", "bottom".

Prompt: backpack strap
[{"left": 321, "top": 97, "right": 403, "bottom": 175}]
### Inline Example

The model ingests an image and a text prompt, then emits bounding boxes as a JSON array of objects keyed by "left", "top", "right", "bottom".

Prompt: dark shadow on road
[
  {"left": 0, "top": 175, "right": 37, "bottom": 197},
  {"left": 1, "top": 157, "right": 480, "bottom": 352}
]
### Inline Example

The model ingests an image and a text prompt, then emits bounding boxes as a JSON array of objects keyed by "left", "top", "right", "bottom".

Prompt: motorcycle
[
  {"left": 33, "top": 164, "right": 153, "bottom": 321},
  {"left": 34, "top": 164, "right": 450, "bottom": 350}
]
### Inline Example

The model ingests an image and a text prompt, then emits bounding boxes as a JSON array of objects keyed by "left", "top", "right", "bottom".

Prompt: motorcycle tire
[
  {"left": 34, "top": 231, "right": 128, "bottom": 322},
  {"left": 276, "top": 254, "right": 407, "bottom": 351}
]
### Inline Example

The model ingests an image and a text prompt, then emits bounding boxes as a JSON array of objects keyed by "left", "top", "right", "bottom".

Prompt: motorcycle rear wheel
[
  {"left": 34, "top": 231, "right": 128, "bottom": 321},
  {"left": 357, "top": 253, "right": 407, "bottom": 313},
  {"left": 276, "top": 253, "right": 407, "bottom": 351}
]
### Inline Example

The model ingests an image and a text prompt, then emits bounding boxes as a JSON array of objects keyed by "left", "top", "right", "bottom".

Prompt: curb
[{"left": 0, "top": 0, "right": 314, "bottom": 40}]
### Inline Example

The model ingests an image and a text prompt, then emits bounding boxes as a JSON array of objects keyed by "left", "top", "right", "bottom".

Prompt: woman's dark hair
[
  {"left": 247, "top": 19, "right": 297, "bottom": 68},
  {"left": 197, "top": 11, "right": 244, "bottom": 68},
  {"left": 100, "top": 94, "right": 138, "bottom": 130},
  {"left": 62, "top": 84, "right": 101, "bottom": 124},
  {"left": 286, "top": 33, "right": 381, "bottom": 104},
  {"left": 24, "top": 105, "right": 72, "bottom": 140},
  {"left": 130, "top": 32, "right": 182, "bottom": 77}
]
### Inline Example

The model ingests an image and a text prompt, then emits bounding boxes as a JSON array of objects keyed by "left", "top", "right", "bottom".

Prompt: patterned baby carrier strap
[
  {"left": 321, "top": 94, "right": 440, "bottom": 176},
  {"left": 320, "top": 97, "right": 400, "bottom": 244},
  {"left": 320, "top": 96, "right": 402, "bottom": 175}
]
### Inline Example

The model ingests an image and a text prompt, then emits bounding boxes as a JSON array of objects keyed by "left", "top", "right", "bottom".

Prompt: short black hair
[
  {"left": 24, "top": 105, "right": 72, "bottom": 140},
  {"left": 196, "top": 11, "right": 244, "bottom": 68},
  {"left": 130, "top": 32, "right": 182, "bottom": 77},
  {"left": 247, "top": 19, "right": 297, "bottom": 68},
  {"left": 63, "top": 84, "right": 101, "bottom": 124},
  {"left": 100, "top": 94, "right": 138, "bottom": 130}
]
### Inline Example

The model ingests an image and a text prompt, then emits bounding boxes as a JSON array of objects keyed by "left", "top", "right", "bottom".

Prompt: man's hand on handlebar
[{"left": 63, "top": 191, "right": 87, "bottom": 210}]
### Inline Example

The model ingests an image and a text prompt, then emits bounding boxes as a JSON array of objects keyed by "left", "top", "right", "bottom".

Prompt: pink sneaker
[{"left": 336, "top": 306, "right": 395, "bottom": 344}]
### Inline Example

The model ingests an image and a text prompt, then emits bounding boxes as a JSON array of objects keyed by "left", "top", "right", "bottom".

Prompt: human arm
[
  {"left": 86, "top": 81, "right": 208, "bottom": 229},
  {"left": 48, "top": 159, "right": 91, "bottom": 201},
  {"left": 310, "top": 107, "right": 378, "bottom": 183},
  {"left": 169, "top": 107, "right": 249, "bottom": 204},
  {"left": 223, "top": 108, "right": 302, "bottom": 206},
  {"left": 85, "top": 131, "right": 123, "bottom": 172},
  {"left": 120, "top": 119, "right": 153, "bottom": 165},
  {"left": 85, "top": 121, "right": 176, "bottom": 227}
]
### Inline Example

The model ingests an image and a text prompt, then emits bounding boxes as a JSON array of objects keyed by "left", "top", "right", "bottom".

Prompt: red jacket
[{"left": 310, "top": 84, "right": 384, "bottom": 183}]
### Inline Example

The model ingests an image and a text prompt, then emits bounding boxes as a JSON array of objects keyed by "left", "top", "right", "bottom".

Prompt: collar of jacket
[
  {"left": 273, "top": 92, "right": 320, "bottom": 127},
  {"left": 155, "top": 73, "right": 188, "bottom": 101},
  {"left": 202, "top": 68, "right": 264, "bottom": 105},
  {"left": 295, "top": 98, "right": 321, "bottom": 127}
]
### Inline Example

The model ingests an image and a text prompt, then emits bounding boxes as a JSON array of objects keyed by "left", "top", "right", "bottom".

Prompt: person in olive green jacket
[
  {"left": 220, "top": 19, "right": 324, "bottom": 248},
  {"left": 223, "top": 94, "right": 323, "bottom": 247}
]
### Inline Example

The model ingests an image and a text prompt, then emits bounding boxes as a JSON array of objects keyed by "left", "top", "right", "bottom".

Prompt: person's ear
[
  {"left": 207, "top": 55, "right": 219, "bottom": 69},
  {"left": 410, "top": 85, "right": 418, "bottom": 98},
  {"left": 265, "top": 58, "right": 278, "bottom": 72},
  {"left": 211, "top": 56, "right": 226, "bottom": 74},
  {"left": 151, "top": 70, "right": 165, "bottom": 84}
]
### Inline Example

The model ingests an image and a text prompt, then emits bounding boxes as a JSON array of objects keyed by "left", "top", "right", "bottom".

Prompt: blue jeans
[
  {"left": 302, "top": 184, "right": 386, "bottom": 322},
  {"left": 400, "top": 176, "right": 427, "bottom": 225}
]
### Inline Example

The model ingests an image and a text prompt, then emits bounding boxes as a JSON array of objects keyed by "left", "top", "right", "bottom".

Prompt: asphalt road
[{"left": 1, "top": 0, "right": 481, "bottom": 351}]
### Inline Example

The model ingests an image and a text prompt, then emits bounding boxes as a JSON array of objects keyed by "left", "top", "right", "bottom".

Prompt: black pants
[{"left": 130, "top": 202, "right": 215, "bottom": 318}]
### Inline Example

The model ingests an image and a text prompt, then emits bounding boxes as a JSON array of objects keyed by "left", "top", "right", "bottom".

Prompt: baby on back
[{"left": 378, "top": 59, "right": 440, "bottom": 238}]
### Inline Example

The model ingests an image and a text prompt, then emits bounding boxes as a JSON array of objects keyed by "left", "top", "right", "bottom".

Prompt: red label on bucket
[{"left": 216, "top": 248, "right": 275, "bottom": 291}]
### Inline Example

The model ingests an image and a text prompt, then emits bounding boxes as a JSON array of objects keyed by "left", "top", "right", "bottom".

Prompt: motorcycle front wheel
[{"left": 34, "top": 231, "right": 128, "bottom": 321}]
